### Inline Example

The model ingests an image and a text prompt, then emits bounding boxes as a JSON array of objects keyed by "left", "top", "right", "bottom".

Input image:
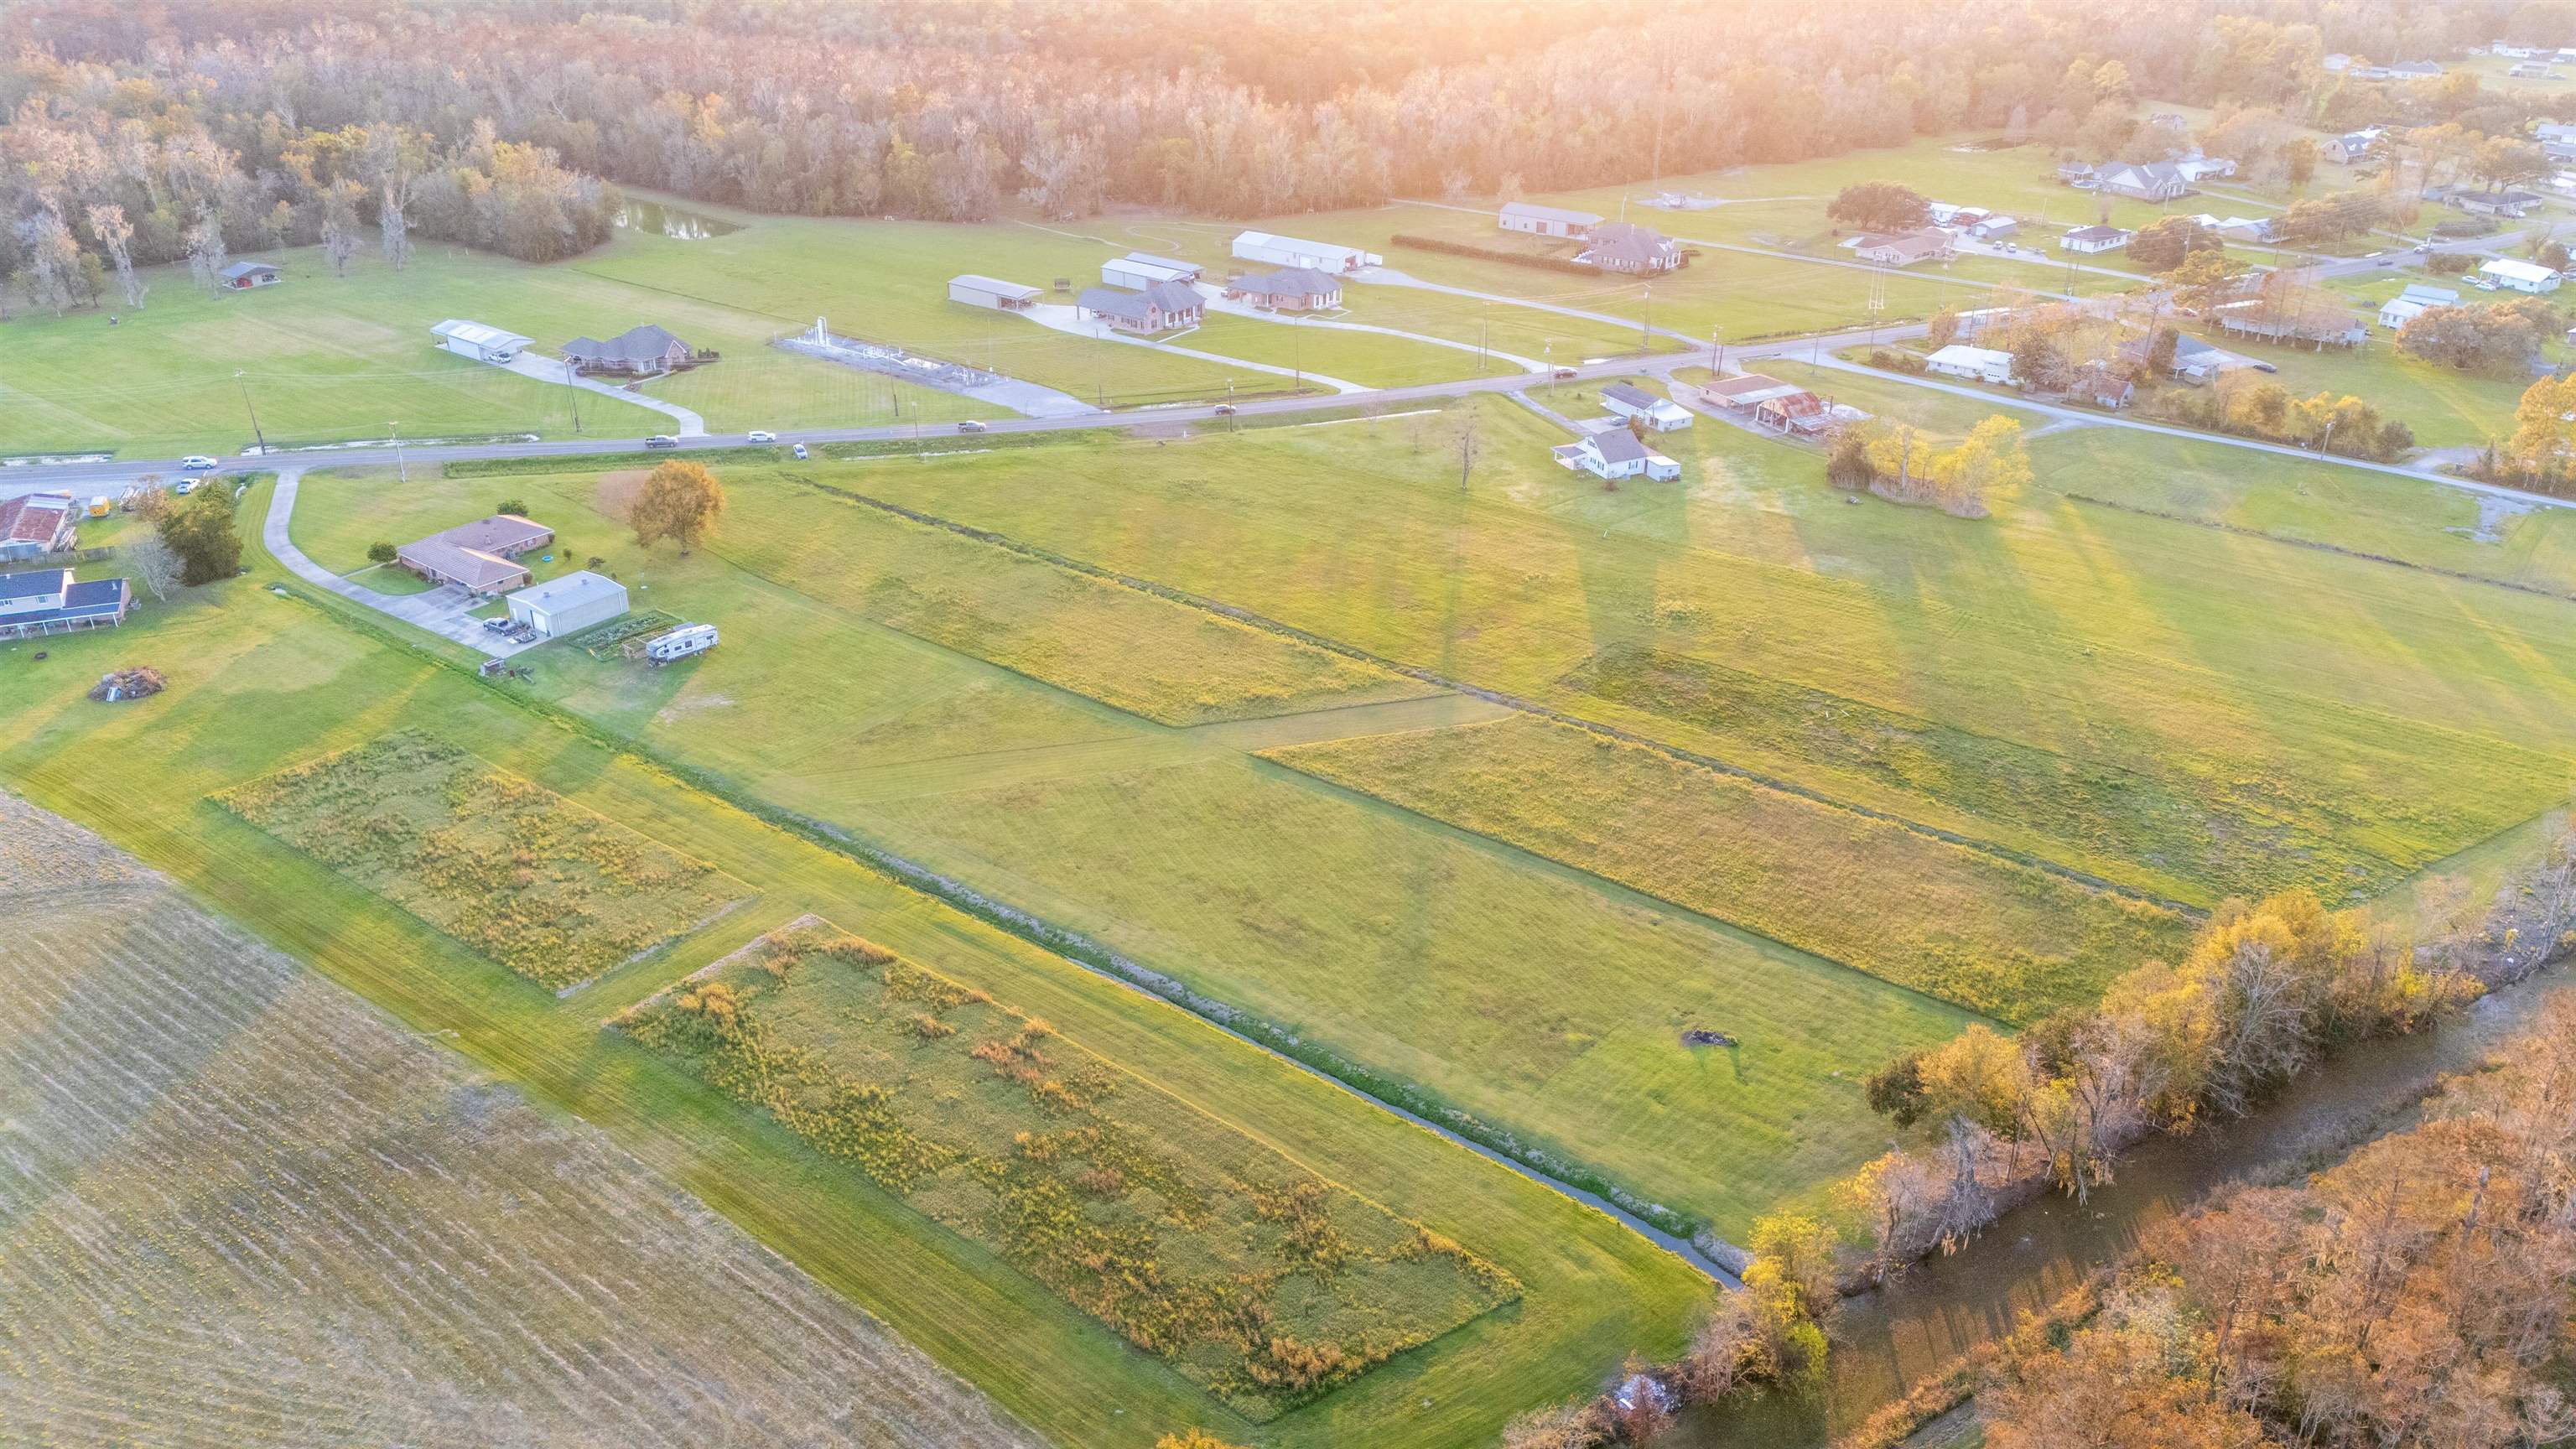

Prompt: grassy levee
[
  {"left": 0, "top": 506, "right": 1718, "bottom": 1449},
  {"left": 826, "top": 401, "right": 2576, "bottom": 908},
  {"left": 1265, "top": 715, "right": 2192, "bottom": 1024}
]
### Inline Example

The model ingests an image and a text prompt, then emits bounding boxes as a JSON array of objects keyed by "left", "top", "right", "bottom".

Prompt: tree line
[{"left": 3, "top": 0, "right": 2561, "bottom": 298}]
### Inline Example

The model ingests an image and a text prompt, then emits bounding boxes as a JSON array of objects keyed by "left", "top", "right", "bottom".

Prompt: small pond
[{"left": 615, "top": 200, "right": 741, "bottom": 240}]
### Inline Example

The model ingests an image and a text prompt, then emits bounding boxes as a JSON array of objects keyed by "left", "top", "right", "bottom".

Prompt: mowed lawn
[
  {"left": 368, "top": 452, "right": 1979, "bottom": 1233},
  {"left": 0, "top": 493, "right": 1718, "bottom": 1449},
  {"left": 822, "top": 399, "right": 2576, "bottom": 908}
]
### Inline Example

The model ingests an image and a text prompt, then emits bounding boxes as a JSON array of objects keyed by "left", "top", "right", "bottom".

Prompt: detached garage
[
  {"left": 431, "top": 319, "right": 532, "bottom": 362},
  {"left": 948, "top": 274, "right": 1041, "bottom": 310},
  {"left": 506, "top": 570, "right": 628, "bottom": 638}
]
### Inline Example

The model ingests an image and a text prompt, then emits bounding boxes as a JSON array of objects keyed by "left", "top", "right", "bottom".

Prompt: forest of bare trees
[{"left": 2, "top": 0, "right": 2563, "bottom": 296}]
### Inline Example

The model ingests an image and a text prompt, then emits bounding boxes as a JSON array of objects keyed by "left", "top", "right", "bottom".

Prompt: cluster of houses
[
  {"left": 949, "top": 231, "right": 1368, "bottom": 339},
  {"left": 1543, "top": 382, "right": 1696, "bottom": 481},
  {"left": 1838, "top": 204, "right": 2023, "bottom": 271},
  {"left": 433, "top": 318, "right": 708, "bottom": 377},
  {"left": 391, "top": 511, "right": 631, "bottom": 641},
  {"left": 2058, "top": 155, "right": 2236, "bottom": 202},
  {"left": 0, "top": 489, "right": 129, "bottom": 641},
  {"left": 1494, "top": 204, "right": 1686, "bottom": 273},
  {"left": 1696, "top": 373, "right": 1858, "bottom": 435},
  {"left": 2379, "top": 283, "right": 2460, "bottom": 329}
]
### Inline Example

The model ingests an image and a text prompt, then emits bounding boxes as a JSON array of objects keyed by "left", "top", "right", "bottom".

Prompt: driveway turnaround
[{"left": 262, "top": 469, "right": 540, "bottom": 659}]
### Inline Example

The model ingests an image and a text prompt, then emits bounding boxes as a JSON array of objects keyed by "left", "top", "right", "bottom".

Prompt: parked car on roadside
[
  {"left": 173, "top": 480, "right": 198, "bottom": 495},
  {"left": 792, "top": 443, "right": 808, "bottom": 460}
]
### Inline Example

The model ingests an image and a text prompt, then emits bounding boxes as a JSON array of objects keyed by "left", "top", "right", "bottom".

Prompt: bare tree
[
  {"left": 125, "top": 534, "right": 184, "bottom": 603},
  {"left": 183, "top": 204, "right": 227, "bottom": 290},
  {"left": 86, "top": 203, "right": 146, "bottom": 309},
  {"left": 319, "top": 183, "right": 362, "bottom": 276}
]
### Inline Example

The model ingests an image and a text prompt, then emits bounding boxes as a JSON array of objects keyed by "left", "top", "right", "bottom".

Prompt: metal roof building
[
  {"left": 430, "top": 319, "right": 533, "bottom": 362},
  {"left": 506, "top": 570, "right": 630, "bottom": 639}
]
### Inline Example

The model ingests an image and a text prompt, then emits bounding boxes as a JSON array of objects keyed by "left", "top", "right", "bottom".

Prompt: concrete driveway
[{"left": 262, "top": 469, "right": 541, "bottom": 659}]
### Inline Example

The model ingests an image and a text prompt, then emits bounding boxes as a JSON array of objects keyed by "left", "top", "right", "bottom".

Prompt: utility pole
[
  {"left": 1479, "top": 303, "right": 1490, "bottom": 374},
  {"left": 1640, "top": 283, "right": 1652, "bottom": 354},
  {"left": 233, "top": 370, "right": 267, "bottom": 455},
  {"left": 565, "top": 358, "right": 582, "bottom": 434},
  {"left": 389, "top": 420, "right": 407, "bottom": 485},
  {"left": 1710, "top": 329, "right": 1723, "bottom": 375}
]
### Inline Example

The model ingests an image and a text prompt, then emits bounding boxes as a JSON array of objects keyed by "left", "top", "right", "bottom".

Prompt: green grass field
[
  {"left": 615, "top": 917, "right": 1519, "bottom": 1420},
  {"left": 0, "top": 495, "right": 1718, "bottom": 1449},
  {"left": 1265, "top": 714, "right": 2192, "bottom": 1022}
]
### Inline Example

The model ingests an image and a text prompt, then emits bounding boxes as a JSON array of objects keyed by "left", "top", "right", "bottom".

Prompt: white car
[
  {"left": 746, "top": 430, "right": 776, "bottom": 444},
  {"left": 179, "top": 454, "right": 217, "bottom": 470},
  {"left": 173, "top": 480, "right": 199, "bottom": 496}
]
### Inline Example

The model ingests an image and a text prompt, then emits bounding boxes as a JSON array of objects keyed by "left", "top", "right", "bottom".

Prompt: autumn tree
[
  {"left": 85, "top": 203, "right": 144, "bottom": 309},
  {"left": 630, "top": 460, "right": 727, "bottom": 554},
  {"left": 158, "top": 482, "right": 242, "bottom": 586},
  {"left": 1152, "top": 1431, "right": 1249, "bottom": 1449},
  {"left": 2507, "top": 372, "right": 2576, "bottom": 487},
  {"left": 183, "top": 205, "right": 227, "bottom": 290},
  {"left": 1826, "top": 181, "right": 1931, "bottom": 233},
  {"left": 2127, "top": 217, "right": 2220, "bottom": 273},
  {"left": 1926, "top": 307, "right": 1961, "bottom": 349}
]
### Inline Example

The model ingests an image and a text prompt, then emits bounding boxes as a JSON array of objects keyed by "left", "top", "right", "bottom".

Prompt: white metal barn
[
  {"left": 1498, "top": 202, "right": 1603, "bottom": 238},
  {"left": 506, "top": 570, "right": 629, "bottom": 638},
  {"left": 948, "top": 274, "right": 1041, "bottom": 310},
  {"left": 646, "top": 622, "right": 719, "bottom": 662},
  {"left": 1228, "top": 231, "right": 1383, "bottom": 273},
  {"left": 429, "top": 319, "right": 532, "bottom": 362},
  {"left": 1101, "top": 253, "right": 1202, "bottom": 288}
]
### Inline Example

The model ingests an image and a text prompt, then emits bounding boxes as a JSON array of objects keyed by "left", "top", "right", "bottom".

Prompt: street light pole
[
  {"left": 389, "top": 420, "right": 407, "bottom": 484},
  {"left": 233, "top": 370, "right": 267, "bottom": 454}
]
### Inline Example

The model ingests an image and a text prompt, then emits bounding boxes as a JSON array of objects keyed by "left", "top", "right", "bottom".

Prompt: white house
[
  {"left": 1601, "top": 382, "right": 1693, "bottom": 431},
  {"left": 2379, "top": 283, "right": 2459, "bottom": 329},
  {"left": 948, "top": 274, "right": 1041, "bottom": 310},
  {"left": 1924, "top": 344, "right": 2016, "bottom": 385},
  {"left": 1550, "top": 426, "right": 1680, "bottom": 481},
  {"left": 2482, "top": 257, "right": 2562, "bottom": 293},
  {"left": 506, "top": 570, "right": 629, "bottom": 638},
  {"left": 2060, "top": 226, "right": 2133, "bottom": 254},
  {"left": 1102, "top": 252, "right": 1202, "bottom": 289},
  {"left": 430, "top": 319, "right": 532, "bottom": 363},
  {"left": 1230, "top": 231, "right": 1380, "bottom": 273},
  {"left": 1499, "top": 202, "right": 1603, "bottom": 239}
]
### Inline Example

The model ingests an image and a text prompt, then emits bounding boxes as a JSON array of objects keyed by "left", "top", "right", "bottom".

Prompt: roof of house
[
  {"left": 2064, "top": 225, "right": 2132, "bottom": 243},
  {"left": 2397, "top": 283, "right": 2462, "bottom": 304},
  {"left": 1602, "top": 382, "right": 1659, "bottom": 409},
  {"left": 1589, "top": 428, "right": 1649, "bottom": 464},
  {"left": 951, "top": 273, "right": 1042, "bottom": 299},
  {"left": 1500, "top": 201, "right": 1605, "bottom": 226},
  {"left": 0, "top": 492, "right": 75, "bottom": 545},
  {"left": 2484, "top": 257, "right": 2558, "bottom": 283},
  {"left": 397, "top": 515, "right": 551, "bottom": 590},
  {"left": 1700, "top": 372, "right": 1800, "bottom": 404},
  {"left": 1928, "top": 343, "right": 2014, "bottom": 368},
  {"left": 1858, "top": 231, "right": 1953, "bottom": 262},
  {"left": 219, "top": 260, "right": 278, "bottom": 279},
  {"left": 1077, "top": 283, "right": 1200, "bottom": 323},
  {"left": 0, "top": 568, "right": 71, "bottom": 603},
  {"left": 2097, "top": 161, "right": 2185, "bottom": 190},
  {"left": 0, "top": 574, "right": 126, "bottom": 628},
  {"left": 1230, "top": 266, "right": 1339, "bottom": 298},
  {"left": 1757, "top": 391, "right": 1828, "bottom": 419},
  {"left": 430, "top": 319, "right": 532, "bottom": 350},
  {"left": 563, "top": 324, "right": 690, "bottom": 366},
  {"left": 1579, "top": 222, "right": 1675, "bottom": 267},
  {"left": 509, "top": 569, "right": 627, "bottom": 615}
]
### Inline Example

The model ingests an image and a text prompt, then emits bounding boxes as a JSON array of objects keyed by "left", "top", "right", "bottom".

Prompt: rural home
[
  {"left": 1853, "top": 230, "right": 1955, "bottom": 267},
  {"left": 1600, "top": 382, "right": 1693, "bottom": 431},
  {"left": 2513, "top": 61, "right": 2563, "bottom": 78},
  {"left": 2454, "top": 187, "right": 2545, "bottom": 218},
  {"left": 2091, "top": 161, "right": 2189, "bottom": 201},
  {"left": 1229, "top": 231, "right": 1381, "bottom": 273},
  {"left": 1101, "top": 253, "right": 1202, "bottom": 289},
  {"left": 2482, "top": 257, "right": 2562, "bottom": 293},
  {"left": 506, "top": 570, "right": 629, "bottom": 639},
  {"left": 562, "top": 325, "right": 695, "bottom": 377},
  {"left": 0, "top": 567, "right": 130, "bottom": 640},
  {"left": 1576, "top": 222, "right": 1682, "bottom": 274},
  {"left": 394, "top": 514, "right": 553, "bottom": 595},
  {"left": 2541, "top": 122, "right": 2576, "bottom": 147},
  {"left": 218, "top": 260, "right": 281, "bottom": 289},
  {"left": 2076, "top": 362, "right": 2133, "bottom": 408},
  {"left": 2060, "top": 225, "right": 2133, "bottom": 254},
  {"left": 1076, "top": 280, "right": 1204, "bottom": 333},
  {"left": 1925, "top": 344, "right": 2017, "bottom": 384},
  {"left": 2174, "top": 156, "right": 2238, "bottom": 184},
  {"left": 1550, "top": 426, "right": 1680, "bottom": 480},
  {"left": 1696, "top": 373, "right": 1808, "bottom": 412},
  {"left": 0, "top": 491, "right": 80, "bottom": 562},
  {"left": 2123, "top": 332, "right": 2257, "bottom": 382},
  {"left": 1498, "top": 201, "right": 1603, "bottom": 239},
  {"left": 2324, "top": 129, "right": 2385, "bottom": 164},
  {"left": 1223, "top": 267, "right": 1343, "bottom": 311},
  {"left": 430, "top": 319, "right": 532, "bottom": 363},
  {"left": 1961, "top": 215, "right": 2019, "bottom": 240},
  {"left": 948, "top": 274, "right": 1041, "bottom": 310},
  {"left": 2379, "top": 283, "right": 2460, "bottom": 329}
]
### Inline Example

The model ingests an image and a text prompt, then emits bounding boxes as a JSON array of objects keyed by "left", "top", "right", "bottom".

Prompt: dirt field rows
[{"left": 0, "top": 792, "right": 1036, "bottom": 1449}]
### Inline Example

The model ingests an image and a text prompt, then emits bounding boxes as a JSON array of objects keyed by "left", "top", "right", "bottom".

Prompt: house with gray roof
[
  {"left": 2092, "top": 161, "right": 2189, "bottom": 202},
  {"left": 395, "top": 514, "right": 554, "bottom": 595},
  {"left": 563, "top": 325, "right": 696, "bottom": 376},
  {"left": 1076, "top": 279, "right": 1204, "bottom": 333},
  {"left": 1223, "top": 267, "right": 1343, "bottom": 310},
  {"left": 1576, "top": 222, "right": 1682, "bottom": 273},
  {"left": 219, "top": 260, "right": 281, "bottom": 289},
  {"left": 0, "top": 567, "right": 130, "bottom": 639}
]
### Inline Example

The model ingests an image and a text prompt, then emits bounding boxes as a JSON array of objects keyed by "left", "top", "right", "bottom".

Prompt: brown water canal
[{"left": 1671, "top": 966, "right": 2576, "bottom": 1447}]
